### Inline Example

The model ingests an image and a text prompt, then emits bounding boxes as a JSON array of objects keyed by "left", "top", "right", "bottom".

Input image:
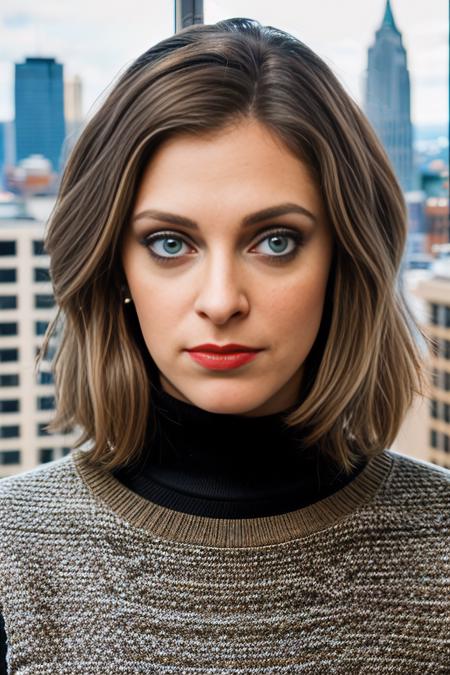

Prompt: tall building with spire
[{"left": 364, "top": 0, "right": 414, "bottom": 192}]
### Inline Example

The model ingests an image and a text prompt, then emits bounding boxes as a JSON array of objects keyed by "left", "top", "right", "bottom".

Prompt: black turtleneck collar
[{"left": 113, "top": 381, "right": 367, "bottom": 519}]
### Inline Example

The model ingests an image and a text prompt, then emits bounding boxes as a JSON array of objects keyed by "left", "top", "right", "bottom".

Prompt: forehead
[{"left": 133, "top": 119, "right": 322, "bottom": 215}]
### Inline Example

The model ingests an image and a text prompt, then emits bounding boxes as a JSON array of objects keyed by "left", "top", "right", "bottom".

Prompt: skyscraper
[
  {"left": 174, "top": 0, "right": 203, "bottom": 33},
  {"left": 364, "top": 0, "right": 414, "bottom": 192},
  {"left": 15, "top": 57, "right": 66, "bottom": 173}
]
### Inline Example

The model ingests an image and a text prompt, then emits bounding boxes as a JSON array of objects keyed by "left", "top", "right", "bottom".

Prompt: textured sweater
[
  {"left": 0, "top": 439, "right": 449, "bottom": 672},
  {"left": 0, "top": 385, "right": 369, "bottom": 674}
]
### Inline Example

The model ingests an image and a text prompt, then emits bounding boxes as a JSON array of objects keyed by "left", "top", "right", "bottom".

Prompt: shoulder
[
  {"left": 0, "top": 453, "right": 89, "bottom": 530},
  {"left": 0, "top": 453, "right": 78, "bottom": 500},
  {"left": 385, "top": 449, "right": 450, "bottom": 491},
  {"left": 374, "top": 449, "right": 450, "bottom": 522}
]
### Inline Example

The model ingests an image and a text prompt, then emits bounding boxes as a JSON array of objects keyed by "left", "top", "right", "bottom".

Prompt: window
[
  {"left": 33, "top": 268, "right": 51, "bottom": 283},
  {"left": 0, "top": 269, "right": 16, "bottom": 283},
  {"left": 430, "top": 303, "right": 439, "bottom": 325},
  {"left": 0, "top": 450, "right": 20, "bottom": 465},
  {"left": 430, "top": 429, "right": 438, "bottom": 448},
  {"left": 0, "top": 348, "right": 18, "bottom": 362},
  {"left": 0, "top": 425, "right": 20, "bottom": 439},
  {"left": 0, "top": 374, "right": 19, "bottom": 387},
  {"left": 445, "top": 341, "right": 450, "bottom": 360},
  {"left": 32, "top": 240, "right": 47, "bottom": 256},
  {"left": 0, "top": 241, "right": 16, "bottom": 256},
  {"left": 0, "top": 295, "right": 17, "bottom": 310},
  {"left": 34, "top": 294, "right": 55, "bottom": 309},
  {"left": 37, "top": 422, "right": 51, "bottom": 436},
  {"left": 0, "top": 322, "right": 18, "bottom": 336},
  {"left": 35, "top": 320, "right": 49, "bottom": 336},
  {"left": 0, "top": 399, "right": 19, "bottom": 413},
  {"left": 62, "top": 447, "right": 72, "bottom": 456},
  {"left": 444, "top": 403, "right": 450, "bottom": 424},
  {"left": 430, "top": 399, "right": 438, "bottom": 418},
  {"left": 445, "top": 372, "right": 450, "bottom": 392},
  {"left": 445, "top": 306, "right": 450, "bottom": 329},
  {"left": 35, "top": 343, "right": 56, "bottom": 359},
  {"left": 39, "top": 448, "right": 54, "bottom": 464},
  {"left": 37, "top": 395, "right": 55, "bottom": 411},
  {"left": 37, "top": 371, "right": 54, "bottom": 385},
  {"left": 444, "top": 435, "right": 450, "bottom": 454}
]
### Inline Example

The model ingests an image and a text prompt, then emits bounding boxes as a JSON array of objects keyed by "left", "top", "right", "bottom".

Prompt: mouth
[
  {"left": 186, "top": 343, "right": 263, "bottom": 354},
  {"left": 184, "top": 346, "right": 264, "bottom": 371}
]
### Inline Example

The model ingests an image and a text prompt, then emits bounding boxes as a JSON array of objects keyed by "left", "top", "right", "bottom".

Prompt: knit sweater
[
  {"left": 0, "top": 386, "right": 369, "bottom": 674},
  {"left": 0, "top": 439, "right": 449, "bottom": 672}
]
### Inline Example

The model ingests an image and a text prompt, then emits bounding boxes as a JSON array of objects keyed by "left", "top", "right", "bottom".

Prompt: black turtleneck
[{"left": 112, "top": 382, "right": 368, "bottom": 519}]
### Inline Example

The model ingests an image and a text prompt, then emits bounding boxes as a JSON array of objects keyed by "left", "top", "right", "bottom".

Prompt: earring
[{"left": 121, "top": 283, "right": 132, "bottom": 304}]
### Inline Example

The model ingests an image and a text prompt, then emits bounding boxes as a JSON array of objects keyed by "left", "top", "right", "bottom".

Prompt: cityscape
[{"left": 0, "top": 0, "right": 449, "bottom": 476}]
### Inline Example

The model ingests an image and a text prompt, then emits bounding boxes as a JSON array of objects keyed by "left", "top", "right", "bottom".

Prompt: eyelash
[{"left": 140, "top": 227, "right": 306, "bottom": 265}]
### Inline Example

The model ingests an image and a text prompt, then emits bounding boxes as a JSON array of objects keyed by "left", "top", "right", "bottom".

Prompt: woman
[{"left": 1, "top": 17, "right": 449, "bottom": 673}]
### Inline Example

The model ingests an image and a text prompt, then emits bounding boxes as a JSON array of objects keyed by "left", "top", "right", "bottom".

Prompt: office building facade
[
  {"left": 15, "top": 57, "right": 66, "bottom": 173},
  {"left": 414, "top": 261, "right": 450, "bottom": 469},
  {"left": 0, "top": 199, "right": 78, "bottom": 476}
]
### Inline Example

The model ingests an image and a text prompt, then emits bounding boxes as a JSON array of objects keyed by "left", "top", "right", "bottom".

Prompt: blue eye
[{"left": 141, "top": 227, "right": 306, "bottom": 265}]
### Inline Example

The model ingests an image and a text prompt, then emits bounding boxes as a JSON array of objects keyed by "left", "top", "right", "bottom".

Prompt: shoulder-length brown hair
[{"left": 37, "top": 17, "right": 431, "bottom": 474}]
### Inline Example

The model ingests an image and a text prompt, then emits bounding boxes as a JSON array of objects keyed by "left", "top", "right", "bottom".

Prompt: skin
[{"left": 121, "top": 117, "right": 334, "bottom": 416}]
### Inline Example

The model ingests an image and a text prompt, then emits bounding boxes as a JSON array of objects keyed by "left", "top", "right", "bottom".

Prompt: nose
[{"left": 193, "top": 252, "right": 250, "bottom": 325}]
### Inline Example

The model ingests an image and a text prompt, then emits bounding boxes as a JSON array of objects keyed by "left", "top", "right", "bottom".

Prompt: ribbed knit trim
[{"left": 71, "top": 448, "right": 395, "bottom": 548}]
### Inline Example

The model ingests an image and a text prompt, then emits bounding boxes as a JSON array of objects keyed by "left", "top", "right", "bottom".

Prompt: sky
[{"left": 0, "top": 0, "right": 448, "bottom": 127}]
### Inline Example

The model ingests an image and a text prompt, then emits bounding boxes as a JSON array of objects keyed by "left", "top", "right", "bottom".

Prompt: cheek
[
  {"left": 269, "top": 269, "right": 330, "bottom": 349},
  {"left": 132, "top": 282, "right": 185, "bottom": 345}
]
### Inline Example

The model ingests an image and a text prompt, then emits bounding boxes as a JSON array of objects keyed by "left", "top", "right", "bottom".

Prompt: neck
[{"left": 112, "top": 382, "right": 368, "bottom": 519}]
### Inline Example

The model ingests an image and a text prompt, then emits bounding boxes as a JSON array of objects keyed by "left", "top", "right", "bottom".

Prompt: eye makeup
[{"left": 138, "top": 225, "right": 308, "bottom": 266}]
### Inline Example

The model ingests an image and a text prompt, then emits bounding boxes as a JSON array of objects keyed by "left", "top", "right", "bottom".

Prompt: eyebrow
[{"left": 131, "top": 202, "right": 317, "bottom": 230}]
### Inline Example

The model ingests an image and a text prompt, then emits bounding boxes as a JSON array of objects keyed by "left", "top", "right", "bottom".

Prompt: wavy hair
[{"left": 36, "top": 17, "right": 431, "bottom": 474}]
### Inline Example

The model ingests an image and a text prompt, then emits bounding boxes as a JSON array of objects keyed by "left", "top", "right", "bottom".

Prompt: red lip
[{"left": 187, "top": 343, "right": 262, "bottom": 353}]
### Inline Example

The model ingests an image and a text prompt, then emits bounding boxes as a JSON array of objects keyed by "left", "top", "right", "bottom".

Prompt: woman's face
[{"left": 121, "top": 118, "right": 333, "bottom": 416}]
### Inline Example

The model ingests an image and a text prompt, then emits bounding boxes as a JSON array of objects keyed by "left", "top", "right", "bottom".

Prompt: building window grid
[
  {"left": 0, "top": 399, "right": 20, "bottom": 413},
  {"left": 35, "top": 320, "right": 49, "bottom": 336},
  {"left": 0, "top": 450, "right": 21, "bottom": 465},
  {"left": 445, "top": 435, "right": 450, "bottom": 454},
  {"left": 0, "top": 374, "right": 19, "bottom": 387},
  {"left": 34, "top": 294, "right": 55, "bottom": 309},
  {"left": 37, "top": 422, "right": 52, "bottom": 437},
  {"left": 36, "top": 370, "right": 54, "bottom": 385},
  {"left": 39, "top": 448, "right": 54, "bottom": 464},
  {"left": 0, "top": 348, "right": 19, "bottom": 362},
  {"left": 33, "top": 268, "right": 51, "bottom": 283},
  {"left": 0, "top": 241, "right": 17, "bottom": 256},
  {"left": 444, "top": 403, "right": 450, "bottom": 424},
  {"left": 0, "top": 269, "right": 17, "bottom": 283},
  {"left": 430, "top": 429, "right": 438, "bottom": 448},
  {"left": 32, "top": 240, "right": 47, "bottom": 256},
  {"left": 0, "top": 322, "right": 18, "bottom": 336},
  {"left": 0, "top": 295, "right": 17, "bottom": 310},
  {"left": 0, "top": 425, "right": 20, "bottom": 439},
  {"left": 431, "top": 303, "right": 439, "bottom": 326},
  {"left": 36, "top": 395, "right": 55, "bottom": 411},
  {"left": 445, "top": 340, "right": 450, "bottom": 360}
]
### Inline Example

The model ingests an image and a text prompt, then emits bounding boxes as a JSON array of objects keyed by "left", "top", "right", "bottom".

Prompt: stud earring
[{"left": 121, "top": 283, "right": 132, "bottom": 304}]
